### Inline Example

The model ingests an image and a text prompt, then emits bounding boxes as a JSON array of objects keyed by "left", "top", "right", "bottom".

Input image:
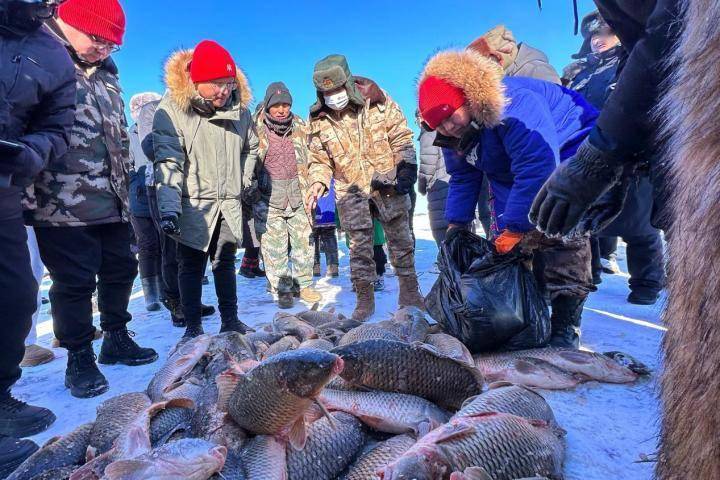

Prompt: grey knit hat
[{"left": 263, "top": 81, "right": 292, "bottom": 110}]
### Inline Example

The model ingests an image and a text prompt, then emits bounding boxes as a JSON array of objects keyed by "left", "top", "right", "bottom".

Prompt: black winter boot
[
  {"left": 163, "top": 297, "right": 185, "bottom": 327},
  {"left": 182, "top": 322, "right": 204, "bottom": 339},
  {"left": 0, "top": 392, "right": 55, "bottom": 437},
  {"left": 548, "top": 295, "right": 586, "bottom": 349},
  {"left": 98, "top": 329, "right": 159, "bottom": 366},
  {"left": 141, "top": 276, "right": 162, "bottom": 311},
  {"left": 219, "top": 314, "right": 254, "bottom": 334},
  {"left": 65, "top": 346, "right": 109, "bottom": 398},
  {"left": 0, "top": 435, "right": 38, "bottom": 478},
  {"left": 201, "top": 304, "right": 216, "bottom": 317}
]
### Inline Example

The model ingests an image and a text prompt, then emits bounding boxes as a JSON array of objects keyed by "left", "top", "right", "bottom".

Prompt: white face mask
[{"left": 323, "top": 90, "right": 349, "bottom": 111}]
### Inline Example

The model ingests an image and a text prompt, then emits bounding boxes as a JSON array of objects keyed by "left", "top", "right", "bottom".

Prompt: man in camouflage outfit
[
  {"left": 252, "top": 82, "right": 322, "bottom": 308},
  {"left": 27, "top": 0, "right": 158, "bottom": 399},
  {"left": 306, "top": 54, "right": 424, "bottom": 321}
]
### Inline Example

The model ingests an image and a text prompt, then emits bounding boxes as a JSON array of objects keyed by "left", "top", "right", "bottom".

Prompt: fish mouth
[{"left": 603, "top": 351, "right": 651, "bottom": 376}]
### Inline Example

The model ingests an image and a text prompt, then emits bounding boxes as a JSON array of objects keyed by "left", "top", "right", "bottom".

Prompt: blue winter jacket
[
  {"left": 315, "top": 179, "right": 336, "bottom": 227},
  {"left": 444, "top": 76, "right": 598, "bottom": 233}
]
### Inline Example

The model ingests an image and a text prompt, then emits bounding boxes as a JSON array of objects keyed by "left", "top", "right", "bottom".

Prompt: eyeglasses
[
  {"left": 88, "top": 34, "right": 121, "bottom": 54},
  {"left": 209, "top": 81, "right": 237, "bottom": 94}
]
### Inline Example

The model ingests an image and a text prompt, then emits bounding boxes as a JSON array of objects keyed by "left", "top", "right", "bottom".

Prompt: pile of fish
[{"left": 7, "top": 306, "right": 649, "bottom": 480}]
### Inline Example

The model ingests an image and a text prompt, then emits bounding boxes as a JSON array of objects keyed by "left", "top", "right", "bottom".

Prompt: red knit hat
[
  {"left": 418, "top": 76, "right": 467, "bottom": 130},
  {"left": 58, "top": 0, "right": 126, "bottom": 46},
  {"left": 189, "top": 40, "right": 237, "bottom": 83}
]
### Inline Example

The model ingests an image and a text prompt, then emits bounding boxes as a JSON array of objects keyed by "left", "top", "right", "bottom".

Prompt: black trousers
[
  {"left": 313, "top": 227, "right": 339, "bottom": 266},
  {"left": 35, "top": 223, "right": 137, "bottom": 351},
  {"left": 625, "top": 233, "right": 665, "bottom": 293},
  {"left": 177, "top": 216, "right": 238, "bottom": 326},
  {"left": 148, "top": 187, "right": 180, "bottom": 301},
  {"left": 0, "top": 218, "right": 37, "bottom": 393},
  {"left": 130, "top": 213, "right": 161, "bottom": 279},
  {"left": 591, "top": 234, "right": 665, "bottom": 293},
  {"left": 374, "top": 244, "right": 387, "bottom": 276}
]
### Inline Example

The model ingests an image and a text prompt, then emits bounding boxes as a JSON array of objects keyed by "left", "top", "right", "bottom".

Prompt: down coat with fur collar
[
  {"left": 420, "top": 50, "right": 598, "bottom": 233},
  {"left": 152, "top": 49, "right": 258, "bottom": 252}
]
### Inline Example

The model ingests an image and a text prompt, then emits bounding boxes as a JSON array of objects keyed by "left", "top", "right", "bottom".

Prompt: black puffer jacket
[
  {"left": 589, "top": 0, "right": 681, "bottom": 159},
  {"left": 0, "top": 23, "right": 76, "bottom": 221}
]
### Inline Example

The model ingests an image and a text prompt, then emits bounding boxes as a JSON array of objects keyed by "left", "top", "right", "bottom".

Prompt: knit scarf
[{"left": 264, "top": 112, "right": 293, "bottom": 137}]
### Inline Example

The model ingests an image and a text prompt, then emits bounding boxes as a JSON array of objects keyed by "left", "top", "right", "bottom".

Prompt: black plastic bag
[{"left": 425, "top": 229, "right": 550, "bottom": 353}]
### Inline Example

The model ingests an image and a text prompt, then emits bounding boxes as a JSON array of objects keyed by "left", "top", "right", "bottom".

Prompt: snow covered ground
[{"left": 13, "top": 212, "right": 665, "bottom": 480}]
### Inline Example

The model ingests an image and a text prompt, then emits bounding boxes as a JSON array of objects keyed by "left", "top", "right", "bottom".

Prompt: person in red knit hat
[
  {"left": 28, "top": 0, "right": 160, "bottom": 399},
  {"left": 152, "top": 40, "right": 257, "bottom": 339},
  {"left": 418, "top": 48, "right": 600, "bottom": 349},
  {"left": 54, "top": 0, "right": 124, "bottom": 64}
]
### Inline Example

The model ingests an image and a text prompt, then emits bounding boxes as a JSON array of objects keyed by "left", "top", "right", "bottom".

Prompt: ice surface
[{"left": 14, "top": 213, "right": 664, "bottom": 480}]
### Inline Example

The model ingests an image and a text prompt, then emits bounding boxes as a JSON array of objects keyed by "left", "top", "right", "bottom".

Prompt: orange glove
[{"left": 494, "top": 230, "right": 524, "bottom": 254}]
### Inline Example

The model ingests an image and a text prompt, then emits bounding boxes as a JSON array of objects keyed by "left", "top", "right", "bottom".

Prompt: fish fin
[
  {"left": 85, "top": 445, "right": 97, "bottom": 462},
  {"left": 161, "top": 380, "right": 185, "bottom": 395},
  {"left": 558, "top": 350, "right": 594, "bottom": 364},
  {"left": 513, "top": 357, "right": 551, "bottom": 374},
  {"left": 288, "top": 417, "right": 308, "bottom": 451},
  {"left": 337, "top": 312, "right": 346, "bottom": 320},
  {"left": 42, "top": 435, "right": 61, "bottom": 448},
  {"left": 487, "top": 381, "right": 514, "bottom": 389},
  {"left": 165, "top": 397, "right": 195, "bottom": 410},
  {"left": 416, "top": 420, "right": 433, "bottom": 437},
  {"left": 449, "top": 467, "right": 493, "bottom": 480},
  {"left": 312, "top": 302, "right": 320, "bottom": 311},
  {"left": 314, "top": 399, "right": 337, "bottom": 429},
  {"left": 459, "top": 395, "right": 478, "bottom": 410},
  {"left": 103, "top": 459, "right": 150, "bottom": 479},
  {"left": 216, "top": 370, "right": 244, "bottom": 412},
  {"left": 432, "top": 423, "right": 477, "bottom": 444}
]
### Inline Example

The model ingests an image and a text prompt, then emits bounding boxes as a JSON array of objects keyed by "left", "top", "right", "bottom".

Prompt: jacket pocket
[{"left": 372, "top": 192, "right": 409, "bottom": 224}]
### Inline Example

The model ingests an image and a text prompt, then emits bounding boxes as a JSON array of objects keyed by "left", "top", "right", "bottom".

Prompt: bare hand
[{"left": 305, "top": 182, "right": 326, "bottom": 216}]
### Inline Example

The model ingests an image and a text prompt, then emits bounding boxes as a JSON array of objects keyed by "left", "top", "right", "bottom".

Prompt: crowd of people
[{"left": 0, "top": 0, "right": 677, "bottom": 475}]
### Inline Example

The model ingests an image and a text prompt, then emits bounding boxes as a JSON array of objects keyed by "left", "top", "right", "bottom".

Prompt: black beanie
[{"left": 264, "top": 81, "right": 292, "bottom": 110}]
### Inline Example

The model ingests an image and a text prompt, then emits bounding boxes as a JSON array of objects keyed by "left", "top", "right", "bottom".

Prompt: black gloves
[
  {"left": 0, "top": 140, "right": 40, "bottom": 178},
  {"left": 530, "top": 139, "right": 623, "bottom": 236},
  {"left": 371, "top": 162, "right": 417, "bottom": 195},
  {"left": 395, "top": 161, "right": 417, "bottom": 195},
  {"left": 575, "top": 167, "right": 635, "bottom": 234},
  {"left": 160, "top": 214, "right": 180, "bottom": 235},
  {"left": 242, "top": 180, "right": 261, "bottom": 205}
]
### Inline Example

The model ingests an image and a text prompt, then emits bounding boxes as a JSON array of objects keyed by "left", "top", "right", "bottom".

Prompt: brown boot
[
  {"left": 300, "top": 286, "right": 322, "bottom": 303},
  {"left": 351, "top": 282, "right": 375, "bottom": 321},
  {"left": 398, "top": 275, "right": 426, "bottom": 310},
  {"left": 20, "top": 345, "right": 55, "bottom": 368},
  {"left": 328, "top": 264, "right": 339, "bottom": 277}
]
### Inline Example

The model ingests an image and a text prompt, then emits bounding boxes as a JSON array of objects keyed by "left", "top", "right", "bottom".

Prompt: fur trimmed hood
[
  {"left": 419, "top": 49, "right": 507, "bottom": 128},
  {"left": 163, "top": 49, "right": 252, "bottom": 112}
]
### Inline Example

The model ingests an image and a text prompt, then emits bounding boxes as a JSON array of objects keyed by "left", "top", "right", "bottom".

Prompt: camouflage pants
[
  {"left": 261, "top": 205, "right": 314, "bottom": 293},
  {"left": 339, "top": 193, "right": 416, "bottom": 284},
  {"left": 520, "top": 231, "right": 596, "bottom": 300}
]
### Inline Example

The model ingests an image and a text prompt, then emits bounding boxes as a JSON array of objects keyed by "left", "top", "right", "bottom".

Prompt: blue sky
[{"left": 117, "top": 0, "right": 596, "bottom": 121}]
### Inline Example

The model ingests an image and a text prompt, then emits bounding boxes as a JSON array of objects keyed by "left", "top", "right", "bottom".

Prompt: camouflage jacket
[
  {"left": 307, "top": 77, "right": 416, "bottom": 201},
  {"left": 252, "top": 111, "right": 313, "bottom": 234},
  {"left": 26, "top": 53, "right": 130, "bottom": 227}
]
